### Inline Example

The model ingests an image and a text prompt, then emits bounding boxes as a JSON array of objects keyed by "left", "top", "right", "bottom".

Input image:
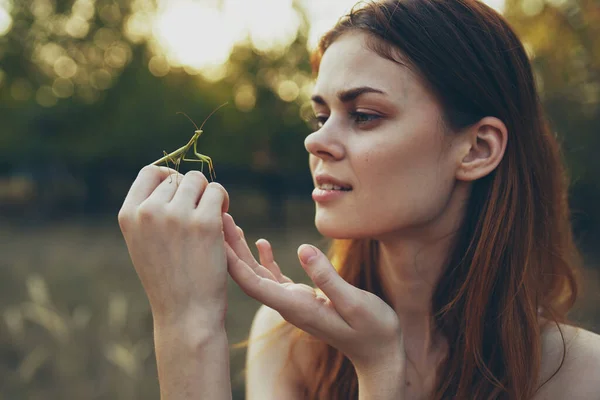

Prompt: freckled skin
[{"left": 305, "top": 32, "right": 465, "bottom": 242}]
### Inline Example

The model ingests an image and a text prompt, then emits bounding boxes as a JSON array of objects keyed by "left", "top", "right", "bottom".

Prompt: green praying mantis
[{"left": 152, "top": 102, "right": 228, "bottom": 182}]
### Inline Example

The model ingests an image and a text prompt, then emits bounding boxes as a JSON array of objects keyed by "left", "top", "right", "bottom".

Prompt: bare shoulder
[
  {"left": 245, "top": 305, "right": 313, "bottom": 400},
  {"left": 533, "top": 322, "right": 600, "bottom": 399}
]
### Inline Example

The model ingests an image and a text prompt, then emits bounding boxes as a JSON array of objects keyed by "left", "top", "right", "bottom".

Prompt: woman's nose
[{"left": 304, "top": 126, "right": 345, "bottom": 161}]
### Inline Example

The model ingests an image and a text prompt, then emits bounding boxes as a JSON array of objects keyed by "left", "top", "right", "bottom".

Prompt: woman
[{"left": 117, "top": 0, "right": 600, "bottom": 399}]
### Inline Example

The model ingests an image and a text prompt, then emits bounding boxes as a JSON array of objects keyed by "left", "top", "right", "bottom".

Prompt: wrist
[
  {"left": 352, "top": 332, "right": 405, "bottom": 372},
  {"left": 354, "top": 345, "right": 406, "bottom": 400},
  {"left": 152, "top": 315, "right": 232, "bottom": 400},
  {"left": 153, "top": 301, "right": 226, "bottom": 328},
  {"left": 356, "top": 361, "right": 406, "bottom": 400},
  {"left": 153, "top": 309, "right": 227, "bottom": 348}
]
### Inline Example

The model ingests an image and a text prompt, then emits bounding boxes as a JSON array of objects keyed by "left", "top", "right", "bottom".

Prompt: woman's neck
[
  {"left": 373, "top": 180, "right": 471, "bottom": 393},
  {"left": 378, "top": 239, "right": 449, "bottom": 383},
  {"left": 375, "top": 221, "right": 462, "bottom": 394}
]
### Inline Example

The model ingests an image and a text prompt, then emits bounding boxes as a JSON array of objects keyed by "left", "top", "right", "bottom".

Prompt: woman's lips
[{"left": 312, "top": 188, "right": 351, "bottom": 202}]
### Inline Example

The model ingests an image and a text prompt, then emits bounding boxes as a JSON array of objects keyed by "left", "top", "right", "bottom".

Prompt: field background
[{"left": 1, "top": 0, "right": 599, "bottom": 398}]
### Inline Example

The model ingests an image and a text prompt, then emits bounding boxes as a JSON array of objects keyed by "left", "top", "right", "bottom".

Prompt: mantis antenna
[{"left": 176, "top": 101, "right": 229, "bottom": 131}]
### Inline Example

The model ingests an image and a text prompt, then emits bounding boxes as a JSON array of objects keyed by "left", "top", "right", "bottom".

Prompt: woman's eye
[
  {"left": 309, "top": 114, "right": 328, "bottom": 130},
  {"left": 350, "top": 112, "right": 380, "bottom": 126},
  {"left": 307, "top": 112, "right": 380, "bottom": 131}
]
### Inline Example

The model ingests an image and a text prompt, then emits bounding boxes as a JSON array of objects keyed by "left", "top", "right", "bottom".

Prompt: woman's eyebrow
[{"left": 311, "top": 86, "right": 386, "bottom": 105}]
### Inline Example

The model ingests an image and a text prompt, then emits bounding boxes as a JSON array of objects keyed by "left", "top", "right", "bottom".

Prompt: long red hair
[{"left": 240, "top": 1, "right": 583, "bottom": 398}]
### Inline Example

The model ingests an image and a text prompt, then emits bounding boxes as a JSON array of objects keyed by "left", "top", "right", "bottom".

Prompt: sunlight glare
[
  {"left": 223, "top": 0, "right": 299, "bottom": 53},
  {"left": 151, "top": 0, "right": 506, "bottom": 73},
  {"left": 153, "top": 1, "right": 238, "bottom": 70}
]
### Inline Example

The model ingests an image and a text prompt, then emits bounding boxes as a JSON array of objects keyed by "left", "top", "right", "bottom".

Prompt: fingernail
[{"left": 298, "top": 244, "right": 318, "bottom": 264}]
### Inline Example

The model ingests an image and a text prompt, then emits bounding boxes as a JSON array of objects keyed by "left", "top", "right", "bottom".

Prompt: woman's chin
[{"left": 314, "top": 216, "right": 365, "bottom": 240}]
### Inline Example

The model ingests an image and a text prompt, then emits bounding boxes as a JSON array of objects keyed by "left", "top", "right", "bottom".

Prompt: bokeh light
[
  {"left": 52, "top": 77, "right": 74, "bottom": 98},
  {"left": 234, "top": 83, "right": 257, "bottom": 112},
  {"left": 0, "top": 1, "right": 12, "bottom": 36},
  {"left": 35, "top": 85, "right": 57, "bottom": 107},
  {"left": 148, "top": 55, "right": 170, "bottom": 77},
  {"left": 30, "top": 0, "right": 54, "bottom": 20},
  {"left": 90, "top": 69, "right": 112, "bottom": 90},
  {"left": 277, "top": 80, "right": 300, "bottom": 102},
  {"left": 54, "top": 56, "right": 78, "bottom": 79},
  {"left": 65, "top": 15, "right": 90, "bottom": 38}
]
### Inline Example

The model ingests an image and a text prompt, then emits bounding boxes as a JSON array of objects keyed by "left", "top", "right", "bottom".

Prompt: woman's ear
[{"left": 455, "top": 116, "right": 507, "bottom": 182}]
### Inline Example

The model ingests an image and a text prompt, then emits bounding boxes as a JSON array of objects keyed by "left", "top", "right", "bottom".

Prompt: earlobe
[{"left": 455, "top": 117, "right": 507, "bottom": 182}]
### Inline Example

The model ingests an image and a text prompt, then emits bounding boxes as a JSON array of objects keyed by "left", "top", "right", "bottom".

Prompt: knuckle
[
  {"left": 312, "top": 268, "right": 333, "bottom": 288},
  {"left": 117, "top": 208, "right": 132, "bottom": 230},
  {"left": 383, "top": 313, "right": 401, "bottom": 336},
  {"left": 293, "top": 312, "right": 311, "bottom": 327},
  {"left": 164, "top": 206, "right": 187, "bottom": 227},
  {"left": 193, "top": 214, "right": 221, "bottom": 234},
  {"left": 137, "top": 202, "right": 160, "bottom": 224},
  {"left": 164, "top": 211, "right": 180, "bottom": 228},
  {"left": 341, "top": 300, "right": 361, "bottom": 316},
  {"left": 283, "top": 305, "right": 310, "bottom": 326}
]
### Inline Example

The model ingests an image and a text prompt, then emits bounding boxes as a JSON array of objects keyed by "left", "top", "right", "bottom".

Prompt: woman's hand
[
  {"left": 117, "top": 166, "right": 230, "bottom": 330},
  {"left": 222, "top": 213, "right": 405, "bottom": 372}
]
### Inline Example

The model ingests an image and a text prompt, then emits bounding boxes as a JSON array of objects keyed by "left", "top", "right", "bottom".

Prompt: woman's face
[{"left": 306, "top": 32, "right": 464, "bottom": 240}]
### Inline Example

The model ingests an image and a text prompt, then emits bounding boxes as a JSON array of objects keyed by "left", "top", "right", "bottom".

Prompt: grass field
[{"left": 0, "top": 193, "right": 598, "bottom": 399}]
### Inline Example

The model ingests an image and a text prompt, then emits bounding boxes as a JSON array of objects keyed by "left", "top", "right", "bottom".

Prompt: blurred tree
[{"left": 505, "top": 0, "right": 600, "bottom": 249}]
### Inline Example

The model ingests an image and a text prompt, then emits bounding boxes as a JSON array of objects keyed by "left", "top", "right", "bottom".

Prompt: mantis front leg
[
  {"left": 182, "top": 139, "right": 215, "bottom": 181},
  {"left": 162, "top": 150, "right": 183, "bottom": 184},
  {"left": 182, "top": 155, "right": 215, "bottom": 181},
  {"left": 195, "top": 138, "right": 215, "bottom": 181}
]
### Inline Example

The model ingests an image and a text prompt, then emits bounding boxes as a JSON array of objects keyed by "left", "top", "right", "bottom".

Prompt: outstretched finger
[
  {"left": 222, "top": 213, "right": 270, "bottom": 275},
  {"left": 227, "top": 243, "right": 349, "bottom": 336},
  {"left": 256, "top": 239, "right": 293, "bottom": 284},
  {"left": 224, "top": 237, "right": 276, "bottom": 281},
  {"left": 225, "top": 241, "right": 279, "bottom": 286},
  {"left": 297, "top": 244, "right": 360, "bottom": 321}
]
